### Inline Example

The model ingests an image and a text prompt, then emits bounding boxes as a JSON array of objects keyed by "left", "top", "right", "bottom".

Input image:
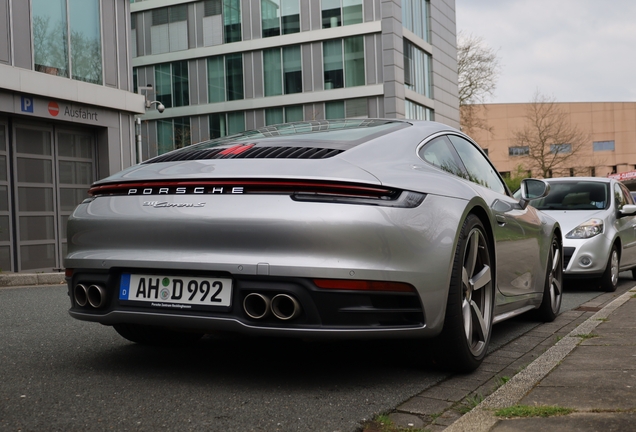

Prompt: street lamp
[{"left": 136, "top": 85, "right": 165, "bottom": 163}]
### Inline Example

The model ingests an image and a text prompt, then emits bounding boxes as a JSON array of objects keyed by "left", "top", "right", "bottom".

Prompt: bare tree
[
  {"left": 512, "top": 92, "right": 590, "bottom": 178},
  {"left": 457, "top": 32, "right": 500, "bottom": 134}
]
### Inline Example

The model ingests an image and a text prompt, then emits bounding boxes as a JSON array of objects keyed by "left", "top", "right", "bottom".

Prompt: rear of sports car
[{"left": 65, "top": 120, "right": 465, "bottom": 341}]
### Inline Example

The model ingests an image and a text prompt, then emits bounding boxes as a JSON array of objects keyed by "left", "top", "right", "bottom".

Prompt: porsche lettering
[{"left": 128, "top": 187, "right": 244, "bottom": 195}]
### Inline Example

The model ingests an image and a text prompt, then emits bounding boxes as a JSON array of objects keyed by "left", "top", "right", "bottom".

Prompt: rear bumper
[{"left": 67, "top": 273, "right": 435, "bottom": 338}]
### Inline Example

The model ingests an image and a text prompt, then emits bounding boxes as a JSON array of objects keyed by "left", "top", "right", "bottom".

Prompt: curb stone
[
  {"left": 0, "top": 272, "right": 66, "bottom": 287},
  {"left": 441, "top": 288, "right": 636, "bottom": 432}
]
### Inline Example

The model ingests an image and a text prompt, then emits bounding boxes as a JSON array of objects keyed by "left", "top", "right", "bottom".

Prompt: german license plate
[{"left": 119, "top": 273, "right": 232, "bottom": 309}]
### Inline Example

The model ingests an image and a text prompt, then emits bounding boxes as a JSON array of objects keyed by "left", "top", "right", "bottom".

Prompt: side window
[
  {"left": 418, "top": 136, "right": 464, "bottom": 177},
  {"left": 620, "top": 184, "right": 634, "bottom": 205},
  {"left": 615, "top": 183, "right": 627, "bottom": 210},
  {"left": 447, "top": 135, "right": 506, "bottom": 195}
]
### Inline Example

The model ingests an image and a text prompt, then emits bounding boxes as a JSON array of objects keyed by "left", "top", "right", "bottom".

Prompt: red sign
[
  {"left": 48, "top": 101, "right": 59, "bottom": 117},
  {"left": 608, "top": 170, "right": 636, "bottom": 181}
]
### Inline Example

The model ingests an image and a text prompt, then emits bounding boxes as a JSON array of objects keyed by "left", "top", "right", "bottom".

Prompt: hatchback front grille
[{"left": 563, "top": 246, "right": 575, "bottom": 269}]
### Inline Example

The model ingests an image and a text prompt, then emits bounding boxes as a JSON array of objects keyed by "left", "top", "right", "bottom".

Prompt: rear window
[{"left": 144, "top": 119, "right": 409, "bottom": 163}]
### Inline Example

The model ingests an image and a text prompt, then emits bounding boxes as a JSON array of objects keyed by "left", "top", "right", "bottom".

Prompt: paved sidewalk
[{"left": 443, "top": 287, "right": 636, "bottom": 432}]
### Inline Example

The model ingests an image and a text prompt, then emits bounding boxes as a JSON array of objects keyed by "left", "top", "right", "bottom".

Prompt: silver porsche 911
[{"left": 65, "top": 119, "right": 562, "bottom": 372}]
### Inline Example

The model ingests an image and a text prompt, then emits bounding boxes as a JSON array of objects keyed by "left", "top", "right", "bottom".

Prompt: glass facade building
[{"left": 131, "top": 0, "right": 459, "bottom": 157}]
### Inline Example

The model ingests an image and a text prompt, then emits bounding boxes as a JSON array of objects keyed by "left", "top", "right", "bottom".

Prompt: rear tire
[
  {"left": 533, "top": 235, "right": 563, "bottom": 322},
  {"left": 600, "top": 245, "right": 619, "bottom": 292},
  {"left": 113, "top": 323, "right": 204, "bottom": 346},
  {"left": 431, "top": 214, "right": 494, "bottom": 373}
]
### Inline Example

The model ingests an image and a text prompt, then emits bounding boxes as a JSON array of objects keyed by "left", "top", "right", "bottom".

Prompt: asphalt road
[{"left": 0, "top": 276, "right": 629, "bottom": 432}]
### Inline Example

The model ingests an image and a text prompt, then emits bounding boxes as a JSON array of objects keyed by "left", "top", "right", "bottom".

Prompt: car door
[
  {"left": 446, "top": 134, "right": 544, "bottom": 297},
  {"left": 615, "top": 182, "right": 636, "bottom": 268}
]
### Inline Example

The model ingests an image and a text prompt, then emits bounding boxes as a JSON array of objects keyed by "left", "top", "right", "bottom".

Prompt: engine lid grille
[{"left": 145, "top": 145, "right": 344, "bottom": 163}]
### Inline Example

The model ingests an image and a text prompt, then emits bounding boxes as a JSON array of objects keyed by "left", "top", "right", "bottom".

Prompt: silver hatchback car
[{"left": 529, "top": 177, "right": 636, "bottom": 291}]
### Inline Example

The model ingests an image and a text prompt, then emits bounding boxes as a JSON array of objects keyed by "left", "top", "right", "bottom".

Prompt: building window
[
  {"left": 590, "top": 167, "right": 596, "bottom": 176},
  {"left": 404, "top": 40, "right": 432, "bottom": 98},
  {"left": 264, "top": 45, "right": 302, "bottom": 97},
  {"left": 402, "top": 0, "right": 430, "bottom": 42},
  {"left": 323, "top": 36, "right": 365, "bottom": 90},
  {"left": 265, "top": 105, "right": 303, "bottom": 125},
  {"left": 157, "top": 117, "right": 191, "bottom": 155},
  {"left": 509, "top": 146, "right": 529, "bottom": 156},
  {"left": 345, "top": 98, "right": 368, "bottom": 118},
  {"left": 322, "top": 0, "right": 362, "bottom": 28},
  {"left": 210, "top": 112, "right": 245, "bottom": 138},
  {"left": 131, "top": 13, "right": 138, "bottom": 58},
  {"left": 569, "top": 168, "right": 575, "bottom": 177},
  {"left": 262, "top": 0, "right": 300, "bottom": 38},
  {"left": 325, "top": 99, "right": 367, "bottom": 120},
  {"left": 207, "top": 54, "right": 244, "bottom": 102},
  {"left": 202, "top": 0, "right": 224, "bottom": 46},
  {"left": 155, "top": 61, "right": 189, "bottom": 108},
  {"left": 32, "top": 0, "right": 103, "bottom": 84},
  {"left": 593, "top": 140, "right": 615, "bottom": 151},
  {"left": 325, "top": 101, "right": 345, "bottom": 119},
  {"left": 405, "top": 100, "right": 434, "bottom": 120},
  {"left": 223, "top": 0, "right": 242, "bottom": 43},
  {"left": 151, "top": 5, "right": 188, "bottom": 54},
  {"left": 550, "top": 143, "right": 571, "bottom": 154}
]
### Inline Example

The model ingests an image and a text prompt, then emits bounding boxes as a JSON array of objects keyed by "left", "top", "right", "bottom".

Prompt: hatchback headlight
[{"left": 566, "top": 219, "right": 603, "bottom": 239}]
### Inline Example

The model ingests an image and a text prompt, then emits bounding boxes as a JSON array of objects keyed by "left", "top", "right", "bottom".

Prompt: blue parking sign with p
[{"left": 21, "top": 96, "right": 34, "bottom": 113}]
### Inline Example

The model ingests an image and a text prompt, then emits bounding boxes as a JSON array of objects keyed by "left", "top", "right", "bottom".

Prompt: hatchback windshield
[{"left": 530, "top": 181, "right": 609, "bottom": 211}]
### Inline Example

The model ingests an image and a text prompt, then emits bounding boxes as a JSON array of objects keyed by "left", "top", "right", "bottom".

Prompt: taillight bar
[
  {"left": 87, "top": 180, "right": 426, "bottom": 208},
  {"left": 88, "top": 180, "right": 397, "bottom": 198},
  {"left": 313, "top": 279, "right": 416, "bottom": 293}
]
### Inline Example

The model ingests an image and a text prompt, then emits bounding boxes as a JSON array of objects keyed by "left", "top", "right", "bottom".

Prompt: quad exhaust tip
[
  {"left": 243, "top": 293, "right": 271, "bottom": 319},
  {"left": 271, "top": 294, "right": 301, "bottom": 320},
  {"left": 74, "top": 283, "right": 107, "bottom": 309},
  {"left": 243, "top": 292, "right": 302, "bottom": 321},
  {"left": 74, "top": 284, "right": 88, "bottom": 307}
]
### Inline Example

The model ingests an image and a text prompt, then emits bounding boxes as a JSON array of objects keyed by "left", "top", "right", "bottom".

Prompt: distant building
[
  {"left": 465, "top": 102, "right": 636, "bottom": 180},
  {"left": 0, "top": 0, "right": 143, "bottom": 272},
  {"left": 130, "top": 0, "right": 460, "bottom": 158}
]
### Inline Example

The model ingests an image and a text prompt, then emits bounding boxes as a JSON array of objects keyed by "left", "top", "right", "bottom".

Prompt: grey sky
[{"left": 455, "top": 0, "right": 636, "bottom": 103}]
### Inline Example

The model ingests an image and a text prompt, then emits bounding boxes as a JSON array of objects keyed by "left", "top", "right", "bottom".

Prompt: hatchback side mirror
[
  {"left": 619, "top": 204, "right": 636, "bottom": 217},
  {"left": 519, "top": 178, "right": 550, "bottom": 209}
]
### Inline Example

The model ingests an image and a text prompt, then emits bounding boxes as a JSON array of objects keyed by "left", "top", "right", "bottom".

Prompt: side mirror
[
  {"left": 519, "top": 178, "right": 550, "bottom": 209},
  {"left": 620, "top": 204, "right": 636, "bottom": 217}
]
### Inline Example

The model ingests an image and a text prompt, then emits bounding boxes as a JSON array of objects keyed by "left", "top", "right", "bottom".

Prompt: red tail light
[{"left": 313, "top": 279, "right": 416, "bottom": 293}]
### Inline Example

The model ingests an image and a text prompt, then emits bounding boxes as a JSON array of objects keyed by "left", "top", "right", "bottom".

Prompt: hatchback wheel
[
  {"left": 600, "top": 245, "right": 619, "bottom": 292},
  {"left": 534, "top": 235, "right": 563, "bottom": 322}
]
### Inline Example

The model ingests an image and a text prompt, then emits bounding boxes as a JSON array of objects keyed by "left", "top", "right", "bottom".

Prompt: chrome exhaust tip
[
  {"left": 243, "top": 293, "right": 271, "bottom": 319},
  {"left": 87, "top": 284, "right": 107, "bottom": 308},
  {"left": 74, "top": 284, "right": 88, "bottom": 307},
  {"left": 271, "top": 294, "right": 301, "bottom": 321}
]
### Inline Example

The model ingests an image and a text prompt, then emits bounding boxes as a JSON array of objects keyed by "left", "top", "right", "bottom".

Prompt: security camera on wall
[{"left": 157, "top": 103, "right": 165, "bottom": 113}]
